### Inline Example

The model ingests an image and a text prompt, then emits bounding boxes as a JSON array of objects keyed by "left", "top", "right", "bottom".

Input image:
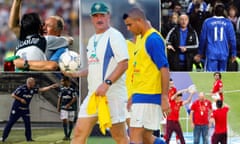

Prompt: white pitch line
[{"left": 205, "top": 89, "right": 240, "bottom": 95}]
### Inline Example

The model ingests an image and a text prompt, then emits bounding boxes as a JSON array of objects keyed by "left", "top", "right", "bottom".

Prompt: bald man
[
  {"left": 1, "top": 77, "right": 58, "bottom": 142},
  {"left": 166, "top": 13, "right": 199, "bottom": 71},
  {"left": 190, "top": 92, "right": 212, "bottom": 144}
]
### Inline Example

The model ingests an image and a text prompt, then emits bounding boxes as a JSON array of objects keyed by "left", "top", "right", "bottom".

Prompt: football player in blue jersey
[
  {"left": 1, "top": 77, "right": 58, "bottom": 142},
  {"left": 57, "top": 76, "right": 77, "bottom": 140},
  {"left": 195, "top": 3, "right": 237, "bottom": 71}
]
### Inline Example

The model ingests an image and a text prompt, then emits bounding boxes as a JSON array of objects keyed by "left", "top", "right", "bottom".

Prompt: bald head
[
  {"left": 49, "top": 16, "right": 64, "bottom": 31},
  {"left": 179, "top": 14, "right": 188, "bottom": 19},
  {"left": 43, "top": 16, "right": 64, "bottom": 36},
  {"left": 198, "top": 92, "right": 205, "bottom": 100},
  {"left": 179, "top": 14, "right": 189, "bottom": 28},
  {"left": 26, "top": 77, "right": 36, "bottom": 88}
]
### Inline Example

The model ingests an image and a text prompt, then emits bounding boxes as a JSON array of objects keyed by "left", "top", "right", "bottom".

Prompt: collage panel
[
  {"left": 0, "top": 0, "right": 80, "bottom": 72},
  {"left": 163, "top": 72, "right": 240, "bottom": 143},
  {"left": 161, "top": 0, "right": 240, "bottom": 72},
  {"left": 0, "top": 72, "right": 79, "bottom": 143}
]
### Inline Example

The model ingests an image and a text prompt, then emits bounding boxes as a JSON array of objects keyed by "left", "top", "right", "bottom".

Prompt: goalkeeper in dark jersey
[{"left": 57, "top": 76, "right": 77, "bottom": 141}]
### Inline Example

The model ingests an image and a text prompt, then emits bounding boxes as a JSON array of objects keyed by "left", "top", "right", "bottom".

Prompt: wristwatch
[
  {"left": 23, "top": 60, "right": 30, "bottom": 71},
  {"left": 104, "top": 79, "right": 112, "bottom": 86}
]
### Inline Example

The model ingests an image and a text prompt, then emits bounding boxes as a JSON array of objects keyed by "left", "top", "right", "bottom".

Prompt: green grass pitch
[
  {"left": 0, "top": 128, "right": 115, "bottom": 144},
  {"left": 189, "top": 72, "right": 240, "bottom": 135}
]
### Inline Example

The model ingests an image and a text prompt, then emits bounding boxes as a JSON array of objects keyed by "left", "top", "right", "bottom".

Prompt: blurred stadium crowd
[{"left": 0, "top": 0, "right": 79, "bottom": 70}]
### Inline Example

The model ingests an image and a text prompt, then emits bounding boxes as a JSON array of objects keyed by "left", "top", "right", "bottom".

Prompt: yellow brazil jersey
[
  {"left": 126, "top": 36, "right": 141, "bottom": 99},
  {"left": 132, "top": 28, "right": 164, "bottom": 94},
  {"left": 126, "top": 39, "right": 135, "bottom": 99}
]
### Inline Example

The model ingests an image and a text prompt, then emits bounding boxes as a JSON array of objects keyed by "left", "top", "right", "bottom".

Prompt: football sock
[
  {"left": 63, "top": 123, "right": 68, "bottom": 137},
  {"left": 68, "top": 121, "right": 73, "bottom": 137}
]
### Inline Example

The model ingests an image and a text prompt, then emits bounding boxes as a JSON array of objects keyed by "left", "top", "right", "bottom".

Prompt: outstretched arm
[
  {"left": 39, "top": 83, "right": 59, "bottom": 92},
  {"left": 9, "top": 0, "right": 22, "bottom": 38}
]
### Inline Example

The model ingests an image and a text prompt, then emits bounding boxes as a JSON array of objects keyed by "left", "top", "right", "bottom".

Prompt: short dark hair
[
  {"left": 122, "top": 13, "right": 129, "bottom": 20},
  {"left": 123, "top": 7, "right": 147, "bottom": 20},
  {"left": 216, "top": 100, "right": 223, "bottom": 108},
  {"left": 177, "top": 93, "right": 183, "bottom": 97},
  {"left": 214, "top": 3, "right": 225, "bottom": 16},
  {"left": 19, "top": 13, "right": 42, "bottom": 40}
]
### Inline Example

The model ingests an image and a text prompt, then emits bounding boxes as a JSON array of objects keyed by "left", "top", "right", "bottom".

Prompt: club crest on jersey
[
  {"left": 30, "top": 90, "right": 35, "bottom": 94},
  {"left": 88, "top": 53, "right": 100, "bottom": 64},
  {"left": 63, "top": 95, "right": 72, "bottom": 99}
]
